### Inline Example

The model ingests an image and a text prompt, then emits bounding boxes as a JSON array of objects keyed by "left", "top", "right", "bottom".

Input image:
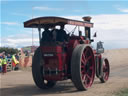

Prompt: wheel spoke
[
  {"left": 103, "top": 64, "right": 106, "bottom": 69},
  {"left": 89, "top": 66, "right": 93, "bottom": 70},
  {"left": 82, "top": 54, "right": 91, "bottom": 66},
  {"left": 86, "top": 74, "right": 91, "bottom": 80},
  {"left": 84, "top": 48, "right": 88, "bottom": 55},
  {"left": 104, "top": 72, "right": 109, "bottom": 80},
  {"left": 83, "top": 79, "right": 87, "bottom": 85},
  {"left": 82, "top": 54, "right": 86, "bottom": 65},
  {"left": 81, "top": 58, "right": 86, "bottom": 65},
  {"left": 81, "top": 65, "right": 85, "bottom": 69},
  {"left": 86, "top": 56, "right": 92, "bottom": 62},
  {"left": 81, "top": 70, "right": 85, "bottom": 74},
  {"left": 103, "top": 64, "right": 107, "bottom": 72},
  {"left": 82, "top": 74, "right": 86, "bottom": 80},
  {"left": 103, "top": 68, "right": 106, "bottom": 72},
  {"left": 82, "top": 53, "right": 86, "bottom": 61}
]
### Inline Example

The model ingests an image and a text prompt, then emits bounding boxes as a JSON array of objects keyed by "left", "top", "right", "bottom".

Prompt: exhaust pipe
[{"left": 82, "top": 16, "right": 92, "bottom": 41}]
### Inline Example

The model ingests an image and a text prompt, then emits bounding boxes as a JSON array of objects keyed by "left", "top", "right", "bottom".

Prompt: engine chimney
[{"left": 82, "top": 16, "right": 92, "bottom": 40}]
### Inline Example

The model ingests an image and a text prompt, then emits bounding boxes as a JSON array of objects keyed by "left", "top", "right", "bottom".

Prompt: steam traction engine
[{"left": 24, "top": 16, "right": 110, "bottom": 91}]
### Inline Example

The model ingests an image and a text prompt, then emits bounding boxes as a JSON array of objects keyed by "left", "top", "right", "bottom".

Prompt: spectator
[
  {"left": 2, "top": 55, "right": 7, "bottom": 74},
  {"left": 15, "top": 53, "right": 19, "bottom": 61},
  {"left": 7, "top": 54, "right": 12, "bottom": 58},
  {"left": 0, "top": 57, "right": 2, "bottom": 73},
  {"left": 12, "top": 54, "right": 19, "bottom": 70}
]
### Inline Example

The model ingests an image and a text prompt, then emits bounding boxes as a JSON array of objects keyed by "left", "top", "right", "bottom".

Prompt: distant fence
[
  {"left": 19, "top": 56, "right": 32, "bottom": 67},
  {"left": 19, "top": 46, "right": 37, "bottom": 67}
]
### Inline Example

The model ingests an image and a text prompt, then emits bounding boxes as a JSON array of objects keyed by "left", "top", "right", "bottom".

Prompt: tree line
[{"left": 0, "top": 47, "right": 19, "bottom": 55}]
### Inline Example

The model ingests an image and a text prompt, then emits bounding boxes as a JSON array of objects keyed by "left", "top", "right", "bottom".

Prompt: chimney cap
[{"left": 82, "top": 16, "right": 92, "bottom": 21}]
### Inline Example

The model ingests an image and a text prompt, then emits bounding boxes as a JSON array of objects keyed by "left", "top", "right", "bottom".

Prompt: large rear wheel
[
  {"left": 71, "top": 44, "right": 95, "bottom": 91},
  {"left": 32, "top": 47, "right": 56, "bottom": 89}
]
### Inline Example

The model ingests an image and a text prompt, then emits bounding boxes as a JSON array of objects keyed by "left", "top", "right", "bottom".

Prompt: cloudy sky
[{"left": 1, "top": 0, "right": 128, "bottom": 49}]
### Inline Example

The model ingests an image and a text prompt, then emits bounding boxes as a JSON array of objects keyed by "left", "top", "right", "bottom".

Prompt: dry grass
[{"left": 116, "top": 88, "right": 128, "bottom": 96}]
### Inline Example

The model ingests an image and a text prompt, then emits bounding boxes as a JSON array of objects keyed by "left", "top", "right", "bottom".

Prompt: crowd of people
[{"left": 0, "top": 53, "right": 19, "bottom": 74}]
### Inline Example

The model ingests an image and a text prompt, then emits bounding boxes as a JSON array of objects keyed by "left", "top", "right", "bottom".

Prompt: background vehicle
[{"left": 24, "top": 16, "right": 110, "bottom": 91}]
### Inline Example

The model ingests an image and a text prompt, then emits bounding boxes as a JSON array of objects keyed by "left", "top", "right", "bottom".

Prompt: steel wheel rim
[
  {"left": 81, "top": 47, "right": 95, "bottom": 88},
  {"left": 103, "top": 60, "right": 109, "bottom": 81}
]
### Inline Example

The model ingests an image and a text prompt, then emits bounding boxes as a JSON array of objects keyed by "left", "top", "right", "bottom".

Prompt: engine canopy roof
[{"left": 24, "top": 16, "right": 93, "bottom": 28}]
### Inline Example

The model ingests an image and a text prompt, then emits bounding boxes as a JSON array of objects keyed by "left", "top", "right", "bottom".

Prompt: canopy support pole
[{"left": 38, "top": 26, "right": 41, "bottom": 42}]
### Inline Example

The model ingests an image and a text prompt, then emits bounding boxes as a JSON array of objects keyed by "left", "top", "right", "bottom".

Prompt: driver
[
  {"left": 42, "top": 26, "right": 52, "bottom": 42},
  {"left": 56, "top": 25, "right": 68, "bottom": 42}
]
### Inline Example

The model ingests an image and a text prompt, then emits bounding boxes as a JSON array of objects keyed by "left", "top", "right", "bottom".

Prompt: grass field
[{"left": 116, "top": 88, "right": 128, "bottom": 96}]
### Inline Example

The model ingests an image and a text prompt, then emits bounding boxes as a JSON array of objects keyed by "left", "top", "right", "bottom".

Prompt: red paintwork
[
  {"left": 41, "top": 46, "right": 62, "bottom": 53},
  {"left": 40, "top": 36, "right": 81, "bottom": 81},
  {"left": 41, "top": 46, "right": 65, "bottom": 80},
  {"left": 40, "top": 35, "right": 102, "bottom": 81}
]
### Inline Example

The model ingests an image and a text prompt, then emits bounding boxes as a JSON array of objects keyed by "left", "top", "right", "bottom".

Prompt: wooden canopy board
[{"left": 24, "top": 16, "right": 93, "bottom": 28}]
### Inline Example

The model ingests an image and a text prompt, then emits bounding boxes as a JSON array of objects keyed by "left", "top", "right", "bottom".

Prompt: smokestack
[
  {"left": 82, "top": 16, "right": 92, "bottom": 40},
  {"left": 82, "top": 16, "right": 91, "bottom": 22}
]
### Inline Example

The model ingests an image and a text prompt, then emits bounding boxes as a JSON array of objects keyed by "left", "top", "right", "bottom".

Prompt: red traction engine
[{"left": 24, "top": 16, "right": 110, "bottom": 91}]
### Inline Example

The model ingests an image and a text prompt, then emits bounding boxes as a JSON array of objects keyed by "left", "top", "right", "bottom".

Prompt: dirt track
[{"left": 1, "top": 49, "right": 128, "bottom": 96}]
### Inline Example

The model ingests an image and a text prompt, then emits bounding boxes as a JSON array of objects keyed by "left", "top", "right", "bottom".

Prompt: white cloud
[
  {"left": 117, "top": 8, "right": 128, "bottom": 13},
  {"left": 1, "top": 22, "right": 19, "bottom": 26},
  {"left": 33, "top": 6, "right": 61, "bottom": 11},
  {"left": 1, "top": 34, "right": 39, "bottom": 48},
  {"left": 91, "top": 14, "right": 128, "bottom": 40}
]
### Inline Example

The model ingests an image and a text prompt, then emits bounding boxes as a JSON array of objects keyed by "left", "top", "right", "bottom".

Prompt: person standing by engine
[
  {"left": 12, "top": 54, "right": 19, "bottom": 70},
  {"left": 0, "top": 58, "right": 2, "bottom": 73},
  {"left": 2, "top": 55, "right": 7, "bottom": 74}
]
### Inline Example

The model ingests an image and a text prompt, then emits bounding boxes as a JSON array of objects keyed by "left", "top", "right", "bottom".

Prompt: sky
[{"left": 0, "top": 0, "right": 128, "bottom": 49}]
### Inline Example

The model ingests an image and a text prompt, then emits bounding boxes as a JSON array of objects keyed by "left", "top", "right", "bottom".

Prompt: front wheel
[
  {"left": 100, "top": 58, "right": 110, "bottom": 83},
  {"left": 32, "top": 47, "right": 56, "bottom": 89}
]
